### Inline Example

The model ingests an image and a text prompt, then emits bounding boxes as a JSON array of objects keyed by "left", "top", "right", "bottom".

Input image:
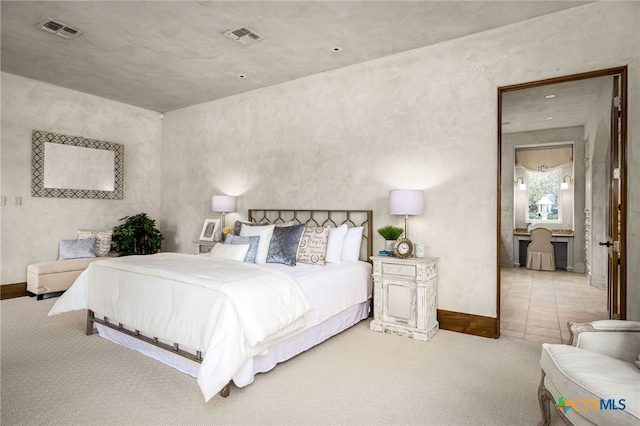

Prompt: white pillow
[
  {"left": 340, "top": 226, "right": 363, "bottom": 262},
  {"left": 325, "top": 224, "right": 348, "bottom": 264},
  {"left": 240, "top": 223, "right": 275, "bottom": 264},
  {"left": 208, "top": 243, "right": 250, "bottom": 261}
]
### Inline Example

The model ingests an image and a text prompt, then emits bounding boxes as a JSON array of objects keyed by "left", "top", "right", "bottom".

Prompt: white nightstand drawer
[{"left": 382, "top": 262, "right": 416, "bottom": 278}]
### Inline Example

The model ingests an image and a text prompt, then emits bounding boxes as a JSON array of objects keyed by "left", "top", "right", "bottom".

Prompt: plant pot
[{"left": 384, "top": 240, "right": 396, "bottom": 252}]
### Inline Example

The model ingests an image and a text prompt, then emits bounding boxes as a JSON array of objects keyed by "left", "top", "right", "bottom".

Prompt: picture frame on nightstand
[{"left": 199, "top": 218, "right": 219, "bottom": 242}]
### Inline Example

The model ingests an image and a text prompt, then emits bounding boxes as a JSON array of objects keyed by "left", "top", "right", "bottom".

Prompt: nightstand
[
  {"left": 370, "top": 256, "right": 439, "bottom": 341},
  {"left": 194, "top": 241, "right": 217, "bottom": 254}
]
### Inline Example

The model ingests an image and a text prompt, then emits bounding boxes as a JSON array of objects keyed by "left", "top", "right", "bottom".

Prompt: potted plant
[
  {"left": 112, "top": 213, "right": 164, "bottom": 256},
  {"left": 377, "top": 225, "right": 404, "bottom": 252}
]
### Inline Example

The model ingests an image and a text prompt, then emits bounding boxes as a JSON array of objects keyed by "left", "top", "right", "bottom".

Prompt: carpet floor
[{"left": 1, "top": 296, "right": 555, "bottom": 425}]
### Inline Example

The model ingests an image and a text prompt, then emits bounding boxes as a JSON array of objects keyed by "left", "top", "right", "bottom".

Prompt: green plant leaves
[
  {"left": 377, "top": 225, "right": 404, "bottom": 240},
  {"left": 112, "top": 213, "right": 164, "bottom": 256}
]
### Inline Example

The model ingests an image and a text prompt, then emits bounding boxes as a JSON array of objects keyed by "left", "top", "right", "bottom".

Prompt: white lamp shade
[
  {"left": 389, "top": 189, "right": 424, "bottom": 216},
  {"left": 211, "top": 195, "right": 237, "bottom": 213}
]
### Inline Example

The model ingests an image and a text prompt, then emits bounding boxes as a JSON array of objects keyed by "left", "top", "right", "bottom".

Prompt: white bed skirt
[{"left": 95, "top": 300, "right": 370, "bottom": 389}]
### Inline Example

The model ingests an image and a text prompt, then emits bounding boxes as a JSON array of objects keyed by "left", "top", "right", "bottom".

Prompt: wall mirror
[{"left": 31, "top": 130, "right": 124, "bottom": 199}]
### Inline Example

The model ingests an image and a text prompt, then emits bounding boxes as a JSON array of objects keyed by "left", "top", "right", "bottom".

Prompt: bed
[{"left": 48, "top": 209, "right": 373, "bottom": 401}]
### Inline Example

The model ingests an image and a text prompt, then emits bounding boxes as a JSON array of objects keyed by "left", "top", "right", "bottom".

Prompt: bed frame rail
[{"left": 86, "top": 310, "right": 203, "bottom": 362}]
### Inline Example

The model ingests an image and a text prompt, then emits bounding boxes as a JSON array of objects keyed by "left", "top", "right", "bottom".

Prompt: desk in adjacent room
[{"left": 513, "top": 230, "right": 574, "bottom": 271}]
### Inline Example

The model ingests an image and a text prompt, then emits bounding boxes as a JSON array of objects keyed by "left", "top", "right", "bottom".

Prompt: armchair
[{"left": 538, "top": 320, "right": 640, "bottom": 425}]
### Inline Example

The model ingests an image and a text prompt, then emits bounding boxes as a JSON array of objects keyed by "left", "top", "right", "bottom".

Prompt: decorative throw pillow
[
  {"left": 208, "top": 243, "right": 250, "bottom": 261},
  {"left": 224, "top": 235, "right": 260, "bottom": 263},
  {"left": 232, "top": 220, "right": 269, "bottom": 236},
  {"left": 232, "top": 220, "right": 294, "bottom": 236},
  {"left": 340, "top": 226, "right": 364, "bottom": 262},
  {"left": 58, "top": 237, "right": 97, "bottom": 260},
  {"left": 325, "top": 224, "right": 348, "bottom": 264},
  {"left": 296, "top": 226, "right": 330, "bottom": 266},
  {"left": 77, "top": 229, "right": 113, "bottom": 257},
  {"left": 267, "top": 224, "right": 305, "bottom": 266},
  {"left": 239, "top": 223, "right": 275, "bottom": 264}
]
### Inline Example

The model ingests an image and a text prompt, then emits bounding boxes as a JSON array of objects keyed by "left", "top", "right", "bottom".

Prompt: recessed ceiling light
[
  {"left": 331, "top": 46, "right": 343, "bottom": 53},
  {"left": 545, "top": 94, "right": 556, "bottom": 99},
  {"left": 546, "top": 116, "right": 554, "bottom": 120}
]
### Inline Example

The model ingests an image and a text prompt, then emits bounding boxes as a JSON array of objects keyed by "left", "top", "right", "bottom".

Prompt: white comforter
[{"left": 48, "top": 253, "right": 312, "bottom": 401}]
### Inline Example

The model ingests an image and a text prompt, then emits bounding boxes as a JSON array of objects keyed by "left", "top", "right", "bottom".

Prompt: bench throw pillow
[
  {"left": 77, "top": 229, "right": 113, "bottom": 257},
  {"left": 59, "top": 237, "right": 97, "bottom": 260}
]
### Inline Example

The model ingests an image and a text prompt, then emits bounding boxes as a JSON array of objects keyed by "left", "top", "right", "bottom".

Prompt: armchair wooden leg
[
  {"left": 538, "top": 370, "right": 552, "bottom": 426},
  {"left": 538, "top": 370, "right": 573, "bottom": 426}
]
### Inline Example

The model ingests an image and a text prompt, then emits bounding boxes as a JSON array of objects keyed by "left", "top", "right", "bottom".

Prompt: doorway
[{"left": 496, "top": 67, "right": 628, "bottom": 339}]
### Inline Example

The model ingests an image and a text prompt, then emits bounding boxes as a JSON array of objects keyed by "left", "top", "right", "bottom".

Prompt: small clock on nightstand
[{"left": 393, "top": 238, "right": 414, "bottom": 258}]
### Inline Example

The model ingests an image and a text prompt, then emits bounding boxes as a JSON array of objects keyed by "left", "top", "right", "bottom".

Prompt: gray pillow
[
  {"left": 267, "top": 224, "right": 305, "bottom": 266},
  {"left": 225, "top": 234, "right": 260, "bottom": 263},
  {"left": 58, "top": 237, "right": 97, "bottom": 260},
  {"left": 232, "top": 220, "right": 270, "bottom": 236}
]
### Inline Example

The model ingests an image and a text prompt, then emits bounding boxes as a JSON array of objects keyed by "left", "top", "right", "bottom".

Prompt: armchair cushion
[{"left": 541, "top": 343, "right": 640, "bottom": 425}]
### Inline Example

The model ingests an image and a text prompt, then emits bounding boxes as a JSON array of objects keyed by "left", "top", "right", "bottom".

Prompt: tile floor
[{"left": 500, "top": 267, "right": 608, "bottom": 344}]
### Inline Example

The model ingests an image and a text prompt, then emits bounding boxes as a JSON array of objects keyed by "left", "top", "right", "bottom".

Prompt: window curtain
[{"left": 515, "top": 146, "right": 573, "bottom": 172}]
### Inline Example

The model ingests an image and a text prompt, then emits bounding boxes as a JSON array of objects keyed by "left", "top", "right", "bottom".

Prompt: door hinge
[
  {"left": 613, "top": 96, "right": 621, "bottom": 108},
  {"left": 614, "top": 168, "right": 621, "bottom": 180},
  {"left": 613, "top": 240, "right": 620, "bottom": 253}
]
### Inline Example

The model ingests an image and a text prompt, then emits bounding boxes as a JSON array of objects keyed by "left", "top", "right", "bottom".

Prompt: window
[{"left": 526, "top": 169, "right": 560, "bottom": 221}]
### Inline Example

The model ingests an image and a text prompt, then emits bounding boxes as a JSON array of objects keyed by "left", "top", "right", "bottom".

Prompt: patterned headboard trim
[{"left": 247, "top": 209, "right": 373, "bottom": 262}]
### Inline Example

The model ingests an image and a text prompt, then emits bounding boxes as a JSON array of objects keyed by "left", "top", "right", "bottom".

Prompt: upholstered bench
[
  {"left": 28, "top": 229, "right": 114, "bottom": 300},
  {"left": 27, "top": 257, "right": 102, "bottom": 300}
]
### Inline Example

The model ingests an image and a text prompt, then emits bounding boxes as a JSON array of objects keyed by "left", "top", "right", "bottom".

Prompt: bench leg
[{"left": 29, "top": 291, "right": 65, "bottom": 301}]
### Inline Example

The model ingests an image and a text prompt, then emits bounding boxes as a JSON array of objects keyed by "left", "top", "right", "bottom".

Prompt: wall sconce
[
  {"left": 561, "top": 175, "right": 573, "bottom": 190},
  {"left": 515, "top": 177, "right": 526, "bottom": 191},
  {"left": 211, "top": 195, "right": 237, "bottom": 229}
]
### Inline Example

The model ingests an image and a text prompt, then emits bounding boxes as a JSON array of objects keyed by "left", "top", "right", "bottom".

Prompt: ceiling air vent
[
  {"left": 223, "top": 27, "right": 262, "bottom": 45},
  {"left": 36, "top": 18, "right": 83, "bottom": 40}
]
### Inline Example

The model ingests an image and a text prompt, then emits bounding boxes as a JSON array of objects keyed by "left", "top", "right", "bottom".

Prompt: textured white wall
[
  {"left": 160, "top": 2, "right": 639, "bottom": 319},
  {"left": 1, "top": 73, "right": 162, "bottom": 284}
]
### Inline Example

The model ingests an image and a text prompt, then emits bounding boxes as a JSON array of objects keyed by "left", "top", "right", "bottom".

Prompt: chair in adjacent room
[{"left": 526, "top": 227, "right": 555, "bottom": 271}]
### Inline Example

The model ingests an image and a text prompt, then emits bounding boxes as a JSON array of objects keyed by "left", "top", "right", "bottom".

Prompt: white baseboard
[{"left": 588, "top": 273, "right": 607, "bottom": 288}]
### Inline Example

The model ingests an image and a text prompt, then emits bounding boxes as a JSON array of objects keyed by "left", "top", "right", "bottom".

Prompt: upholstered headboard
[{"left": 247, "top": 209, "right": 373, "bottom": 262}]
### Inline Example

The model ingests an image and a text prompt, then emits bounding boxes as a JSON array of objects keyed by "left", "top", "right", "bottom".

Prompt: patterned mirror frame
[{"left": 31, "top": 130, "right": 124, "bottom": 199}]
